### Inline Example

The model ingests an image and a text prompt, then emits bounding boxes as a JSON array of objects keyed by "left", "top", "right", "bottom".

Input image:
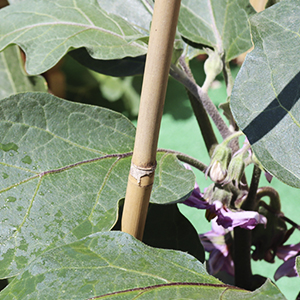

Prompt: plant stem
[
  {"left": 170, "top": 64, "right": 232, "bottom": 139},
  {"left": 186, "top": 90, "right": 218, "bottom": 154},
  {"left": 242, "top": 165, "right": 261, "bottom": 211},
  {"left": 234, "top": 165, "right": 261, "bottom": 290},
  {"left": 256, "top": 186, "right": 281, "bottom": 213},
  {"left": 121, "top": 0, "right": 181, "bottom": 240},
  {"left": 157, "top": 148, "right": 207, "bottom": 172},
  {"left": 223, "top": 61, "right": 234, "bottom": 97},
  {"left": 233, "top": 226, "right": 252, "bottom": 289},
  {"left": 178, "top": 57, "right": 218, "bottom": 153}
]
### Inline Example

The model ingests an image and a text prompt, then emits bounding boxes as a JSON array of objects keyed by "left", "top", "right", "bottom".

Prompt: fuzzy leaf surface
[
  {"left": 97, "top": 0, "right": 154, "bottom": 34},
  {"left": 0, "top": 0, "right": 147, "bottom": 75},
  {"left": 0, "top": 46, "right": 47, "bottom": 100},
  {"left": 231, "top": 0, "right": 300, "bottom": 188},
  {"left": 0, "top": 232, "right": 286, "bottom": 299},
  {"left": 0, "top": 92, "right": 194, "bottom": 277},
  {"left": 178, "top": 0, "right": 255, "bottom": 61}
]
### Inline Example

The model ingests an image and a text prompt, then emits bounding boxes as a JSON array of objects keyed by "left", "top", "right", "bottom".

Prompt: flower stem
[
  {"left": 233, "top": 226, "right": 253, "bottom": 290},
  {"left": 234, "top": 165, "right": 261, "bottom": 290},
  {"left": 256, "top": 186, "right": 281, "bottom": 213},
  {"left": 242, "top": 164, "right": 261, "bottom": 211}
]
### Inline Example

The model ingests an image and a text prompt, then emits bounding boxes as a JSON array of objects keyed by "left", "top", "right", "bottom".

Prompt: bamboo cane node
[{"left": 130, "top": 162, "right": 157, "bottom": 184}]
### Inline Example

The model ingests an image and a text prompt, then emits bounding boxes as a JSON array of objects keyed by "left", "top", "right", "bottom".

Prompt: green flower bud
[
  {"left": 203, "top": 48, "right": 223, "bottom": 79},
  {"left": 226, "top": 153, "right": 246, "bottom": 187},
  {"left": 208, "top": 143, "right": 231, "bottom": 183}
]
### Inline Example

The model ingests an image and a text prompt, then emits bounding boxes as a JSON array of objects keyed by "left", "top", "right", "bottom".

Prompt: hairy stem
[
  {"left": 157, "top": 148, "right": 207, "bottom": 172},
  {"left": 186, "top": 89, "right": 218, "bottom": 154},
  {"left": 177, "top": 57, "right": 218, "bottom": 153},
  {"left": 223, "top": 61, "right": 234, "bottom": 97},
  {"left": 170, "top": 64, "right": 232, "bottom": 139},
  {"left": 242, "top": 165, "right": 261, "bottom": 211},
  {"left": 256, "top": 186, "right": 281, "bottom": 213}
]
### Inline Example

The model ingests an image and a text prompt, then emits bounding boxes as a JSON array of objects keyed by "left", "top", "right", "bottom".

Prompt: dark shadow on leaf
[
  {"left": 113, "top": 203, "right": 205, "bottom": 263},
  {"left": 0, "top": 279, "right": 8, "bottom": 292},
  {"left": 69, "top": 48, "right": 146, "bottom": 77},
  {"left": 243, "top": 71, "right": 300, "bottom": 144}
]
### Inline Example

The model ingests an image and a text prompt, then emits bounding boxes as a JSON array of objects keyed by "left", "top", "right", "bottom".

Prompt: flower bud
[
  {"left": 204, "top": 48, "right": 223, "bottom": 79},
  {"left": 226, "top": 153, "right": 245, "bottom": 187},
  {"left": 207, "top": 144, "right": 231, "bottom": 183}
]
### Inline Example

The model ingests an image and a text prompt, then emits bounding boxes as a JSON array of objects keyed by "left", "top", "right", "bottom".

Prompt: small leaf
[
  {"left": 178, "top": 0, "right": 255, "bottom": 61},
  {"left": 0, "top": 45, "right": 47, "bottom": 100},
  {"left": 0, "top": 0, "right": 148, "bottom": 75},
  {"left": 0, "top": 92, "right": 194, "bottom": 277},
  {"left": 231, "top": 0, "right": 300, "bottom": 188},
  {"left": 297, "top": 256, "right": 300, "bottom": 277}
]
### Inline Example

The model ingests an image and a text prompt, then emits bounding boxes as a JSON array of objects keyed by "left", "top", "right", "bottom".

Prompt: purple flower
[
  {"left": 274, "top": 243, "right": 300, "bottom": 281},
  {"left": 215, "top": 206, "right": 267, "bottom": 231},
  {"left": 199, "top": 218, "right": 234, "bottom": 276},
  {"left": 183, "top": 165, "right": 267, "bottom": 230}
]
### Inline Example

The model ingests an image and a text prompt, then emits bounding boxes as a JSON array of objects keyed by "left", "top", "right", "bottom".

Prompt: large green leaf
[
  {"left": 0, "top": 92, "right": 194, "bottom": 277},
  {"left": 230, "top": 0, "right": 300, "bottom": 188},
  {"left": 0, "top": 0, "right": 147, "bottom": 75},
  {"left": 0, "top": 232, "right": 286, "bottom": 299},
  {"left": 178, "top": 0, "right": 255, "bottom": 61},
  {"left": 0, "top": 46, "right": 47, "bottom": 100}
]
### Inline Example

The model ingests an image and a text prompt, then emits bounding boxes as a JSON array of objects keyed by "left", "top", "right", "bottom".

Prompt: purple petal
[
  {"left": 199, "top": 231, "right": 227, "bottom": 253},
  {"left": 183, "top": 190, "right": 207, "bottom": 209},
  {"left": 208, "top": 249, "right": 227, "bottom": 275},
  {"left": 207, "top": 248, "right": 234, "bottom": 276},
  {"left": 276, "top": 243, "right": 300, "bottom": 261},
  {"left": 199, "top": 218, "right": 235, "bottom": 276},
  {"left": 199, "top": 219, "right": 231, "bottom": 253},
  {"left": 216, "top": 207, "right": 267, "bottom": 230},
  {"left": 274, "top": 256, "right": 298, "bottom": 281},
  {"left": 211, "top": 217, "right": 227, "bottom": 235},
  {"left": 264, "top": 171, "right": 273, "bottom": 183}
]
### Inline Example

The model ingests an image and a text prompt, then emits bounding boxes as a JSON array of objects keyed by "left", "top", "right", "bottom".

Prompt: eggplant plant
[{"left": 0, "top": 0, "right": 300, "bottom": 299}]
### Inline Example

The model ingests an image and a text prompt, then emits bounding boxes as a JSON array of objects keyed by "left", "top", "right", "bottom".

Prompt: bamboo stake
[{"left": 121, "top": 0, "right": 181, "bottom": 240}]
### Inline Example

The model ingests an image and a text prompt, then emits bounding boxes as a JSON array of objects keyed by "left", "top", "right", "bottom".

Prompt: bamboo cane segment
[{"left": 121, "top": 0, "right": 181, "bottom": 240}]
